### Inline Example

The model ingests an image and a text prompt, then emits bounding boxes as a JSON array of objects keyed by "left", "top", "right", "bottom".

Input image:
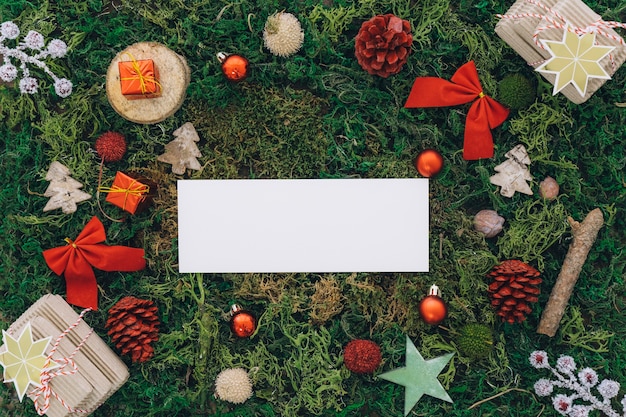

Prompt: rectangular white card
[{"left": 178, "top": 179, "right": 429, "bottom": 273}]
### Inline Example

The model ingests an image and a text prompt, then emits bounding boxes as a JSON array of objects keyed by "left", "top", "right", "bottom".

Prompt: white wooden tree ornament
[
  {"left": 43, "top": 161, "right": 91, "bottom": 214},
  {"left": 489, "top": 144, "right": 533, "bottom": 198},
  {"left": 157, "top": 122, "right": 203, "bottom": 175}
]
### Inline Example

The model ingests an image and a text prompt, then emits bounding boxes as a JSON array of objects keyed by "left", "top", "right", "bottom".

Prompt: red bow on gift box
[
  {"left": 404, "top": 61, "right": 509, "bottom": 160},
  {"left": 42, "top": 216, "right": 146, "bottom": 310}
]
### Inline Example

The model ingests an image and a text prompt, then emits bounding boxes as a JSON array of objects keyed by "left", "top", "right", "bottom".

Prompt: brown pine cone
[
  {"left": 106, "top": 296, "right": 160, "bottom": 363},
  {"left": 354, "top": 14, "right": 412, "bottom": 78},
  {"left": 487, "top": 260, "right": 541, "bottom": 324}
]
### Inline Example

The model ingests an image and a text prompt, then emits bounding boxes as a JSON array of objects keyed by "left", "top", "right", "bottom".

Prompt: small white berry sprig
[
  {"left": 0, "top": 21, "right": 72, "bottom": 97},
  {"left": 530, "top": 350, "right": 625, "bottom": 417}
]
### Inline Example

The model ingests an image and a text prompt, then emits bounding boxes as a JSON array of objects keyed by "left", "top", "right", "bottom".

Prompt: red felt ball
[
  {"left": 95, "top": 131, "right": 127, "bottom": 163},
  {"left": 343, "top": 339, "right": 382, "bottom": 374}
]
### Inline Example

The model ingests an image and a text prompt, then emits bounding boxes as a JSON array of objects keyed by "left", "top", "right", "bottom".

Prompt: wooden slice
[{"left": 106, "top": 42, "right": 191, "bottom": 124}]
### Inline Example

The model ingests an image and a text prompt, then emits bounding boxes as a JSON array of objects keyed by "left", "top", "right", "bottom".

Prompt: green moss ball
[
  {"left": 498, "top": 73, "right": 536, "bottom": 110},
  {"left": 456, "top": 323, "right": 493, "bottom": 360}
]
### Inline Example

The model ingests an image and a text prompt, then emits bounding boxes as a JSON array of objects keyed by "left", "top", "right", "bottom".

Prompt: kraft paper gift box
[
  {"left": 495, "top": 0, "right": 626, "bottom": 104},
  {"left": 0, "top": 294, "right": 129, "bottom": 417}
]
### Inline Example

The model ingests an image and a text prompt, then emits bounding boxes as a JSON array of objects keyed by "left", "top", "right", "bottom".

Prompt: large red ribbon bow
[
  {"left": 404, "top": 61, "right": 509, "bottom": 160},
  {"left": 42, "top": 216, "right": 146, "bottom": 310}
]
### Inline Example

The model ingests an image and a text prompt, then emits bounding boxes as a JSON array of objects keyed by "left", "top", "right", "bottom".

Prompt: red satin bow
[
  {"left": 404, "top": 61, "right": 509, "bottom": 160},
  {"left": 42, "top": 216, "right": 146, "bottom": 310}
]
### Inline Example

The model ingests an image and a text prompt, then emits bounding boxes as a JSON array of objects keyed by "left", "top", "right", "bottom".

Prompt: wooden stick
[{"left": 537, "top": 208, "right": 604, "bottom": 336}]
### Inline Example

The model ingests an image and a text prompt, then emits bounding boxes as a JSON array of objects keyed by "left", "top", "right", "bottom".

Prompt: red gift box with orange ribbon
[
  {"left": 118, "top": 57, "right": 161, "bottom": 99},
  {"left": 103, "top": 172, "right": 156, "bottom": 214}
]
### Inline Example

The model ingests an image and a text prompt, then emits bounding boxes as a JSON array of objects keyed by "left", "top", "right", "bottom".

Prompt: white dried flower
[
  {"left": 19, "top": 76, "right": 38, "bottom": 94},
  {"left": 0, "top": 21, "right": 72, "bottom": 97},
  {"left": 556, "top": 355, "right": 576, "bottom": 373},
  {"left": 534, "top": 378, "right": 554, "bottom": 397},
  {"left": 598, "top": 379, "right": 620, "bottom": 399},
  {"left": 24, "top": 30, "right": 44, "bottom": 49},
  {"left": 532, "top": 353, "right": 625, "bottom": 417},
  {"left": 54, "top": 78, "right": 73, "bottom": 97},
  {"left": 263, "top": 12, "right": 304, "bottom": 57},
  {"left": 578, "top": 368, "right": 598, "bottom": 387},
  {"left": 1, "top": 21, "right": 19, "bottom": 39},
  {"left": 569, "top": 405, "right": 590, "bottom": 417},
  {"left": 47, "top": 39, "right": 68, "bottom": 58},
  {"left": 529, "top": 350, "right": 550, "bottom": 369},
  {"left": 0, "top": 63, "right": 17, "bottom": 82},
  {"left": 214, "top": 368, "right": 253, "bottom": 404},
  {"left": 552, "top": 394, "right": 572, "bottom": 416}
]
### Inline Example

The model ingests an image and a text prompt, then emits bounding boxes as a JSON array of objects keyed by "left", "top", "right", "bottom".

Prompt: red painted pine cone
[
  {"left": 106, "top": 296, "right": 160, "bottom": 363},
  {"left": 487, "top": 260, "right": 541, "bottom": 324},
  {"left": 354, "top": 14, "right": 412, "bottom": 78}
]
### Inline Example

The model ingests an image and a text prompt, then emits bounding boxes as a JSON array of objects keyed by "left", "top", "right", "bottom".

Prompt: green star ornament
[{"left": 378, "top": 336, "right": 454, "bottom": 416}]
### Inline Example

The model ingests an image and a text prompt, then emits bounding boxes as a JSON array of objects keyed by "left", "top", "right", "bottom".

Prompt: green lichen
[
  {"left": 508, "top": 102, "right": 577, "bottom": 169},
  {"left": 558, "top": 306, "right": 614, "bottom": 353},
  {"left": 497, "top": 199, "right": 569, "bottom": 270}
]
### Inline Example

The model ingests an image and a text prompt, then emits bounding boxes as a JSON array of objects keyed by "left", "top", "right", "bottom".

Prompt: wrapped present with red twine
[
  {"left": 118, "top": 54, "right": 161, "bottom": 99},
  {"left": 101, "top": 171, "right": 156, "bottom": 215},
  {"left": 495, "top": 0, "right": 626, "bottom": 104},
  {"left": 0, "top": 294, "right": 128, "bottom": 417}
]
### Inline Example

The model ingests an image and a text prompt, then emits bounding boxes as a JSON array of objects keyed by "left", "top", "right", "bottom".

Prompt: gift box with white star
[
  {"left": 495, "top": 0, "right": 626, "bottom": 104},
  {"left": 0, "top": 295, "right": 129, "bottom": 417}
]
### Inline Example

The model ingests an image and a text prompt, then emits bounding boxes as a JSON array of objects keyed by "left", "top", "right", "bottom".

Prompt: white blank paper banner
[{"left": 178, "top": 179, "right": 429, "bottom": 273}]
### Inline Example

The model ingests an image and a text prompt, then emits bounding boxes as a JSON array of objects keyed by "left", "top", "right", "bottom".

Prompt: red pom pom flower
[
  {"left": 95, "top": 131, "right": 127, "bottom": 163},
  {"left": 355, "top": 14, "right": 413, "bottom": 78},
  {"left": 343, "top": 339, "right": 382, "bottom": 374}
]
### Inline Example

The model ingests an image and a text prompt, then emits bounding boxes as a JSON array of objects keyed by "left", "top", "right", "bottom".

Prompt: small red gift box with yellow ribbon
[
  {"left": 102, "top": 172, "right": 156, "bottom": 214},
  {"left": 118, "top": 55, "right": 161, "bottom": 99}
]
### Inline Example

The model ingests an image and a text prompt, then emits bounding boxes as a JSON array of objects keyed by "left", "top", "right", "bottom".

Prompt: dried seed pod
[
  {"left": 474, "top": 210, "right": 505, "bottom": 238},
  {"left": 539, "top": 176, "right": 559, "bottom": 200}
]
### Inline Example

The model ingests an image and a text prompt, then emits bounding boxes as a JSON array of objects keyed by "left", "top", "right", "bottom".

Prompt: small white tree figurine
[
  {"left": 157, "top": 122, "right": 203, "bottom": 175},
  {"left": 0, "top": 21, "right": 72, "bottom": 97},
  {"left": 489, "top": 144, "right": 533, "bottom": 197},
  {"left": 43, "top": 161, "right": 91, "bottom": 214}
]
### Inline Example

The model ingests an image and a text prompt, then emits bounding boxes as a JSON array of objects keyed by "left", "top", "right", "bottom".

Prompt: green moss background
[{"left": 0, "top": 0, "right": 625, "bottom": 415}]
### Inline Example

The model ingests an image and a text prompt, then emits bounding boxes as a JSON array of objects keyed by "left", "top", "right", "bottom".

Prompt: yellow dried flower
[{"left": 263, "top": 12, "right": 304, "bottom": 57}]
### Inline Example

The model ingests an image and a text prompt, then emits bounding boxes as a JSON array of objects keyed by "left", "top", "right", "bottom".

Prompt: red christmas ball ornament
[
  {"left": 418, "top": 284, "right": 447, "bottom": 325},
  {"left": 415, "top": 149, "right": 444, "bottom": 178},
  {"left": 229, "top": 304, "right": 257, "bottom": 338},
  {"left": 343, "top": 339, "right": 382, "bottom": 374},
  {"left": 95, "top": 131, "right": 127, "bottom": 163},
  {"left": 217, "top": 52, "right": 249, "bottom": 82}
]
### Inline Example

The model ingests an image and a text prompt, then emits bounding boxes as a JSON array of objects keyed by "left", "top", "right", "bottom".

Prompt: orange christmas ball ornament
[
  {"left": 415, "top": 149, "right": 444, "bottom": 177},
  {"left": 217, "top": 52, "right": 249, "bottom": 82},
  {"left": 229, "top": 304, "right": 257, "bottom": 338},
  {"left": 418, "top": 284, "right": 447, "bottom": 325}
]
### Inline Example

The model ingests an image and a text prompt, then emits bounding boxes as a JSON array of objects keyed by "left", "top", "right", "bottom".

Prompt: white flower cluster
[
  {"left": 0, "top": 21, "right": 72, "bottom": 97},
  {"left": 530, "top": 350, "right": 626, "bottom": 417}
]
